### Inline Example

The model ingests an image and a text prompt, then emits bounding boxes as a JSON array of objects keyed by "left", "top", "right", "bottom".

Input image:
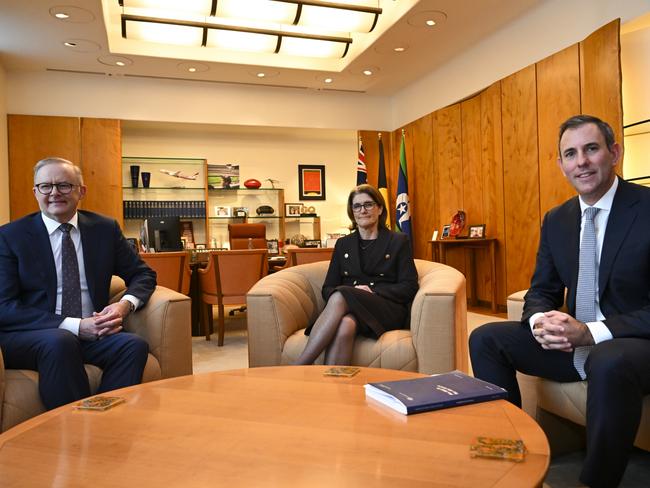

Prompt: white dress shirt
[
  {"left": 41, "top": 213, "right": 140, "bottom": 336},
  {"left": 529, "top": 177, "right": 617, "bottom": 344}
]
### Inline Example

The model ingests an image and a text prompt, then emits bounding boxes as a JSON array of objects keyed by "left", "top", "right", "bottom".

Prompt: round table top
[{"left": 0, "top": 366, "right": 549, "bottom": 487}]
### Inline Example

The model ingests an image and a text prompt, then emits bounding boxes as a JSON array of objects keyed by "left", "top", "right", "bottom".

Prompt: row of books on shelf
[{"left": 123, "top": 200, "right": 206, "bottom": 219}]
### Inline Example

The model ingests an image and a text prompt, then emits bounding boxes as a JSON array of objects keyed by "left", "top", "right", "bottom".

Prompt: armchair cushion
[
  {"left": 0, "top": 277, "right": 192, "bottom": 433},
  {"left": 508, "top": 290, "right": 650, "bottom": 451},
  {"left": 247, "top": 259, "right": 467, "bottom": 374}
]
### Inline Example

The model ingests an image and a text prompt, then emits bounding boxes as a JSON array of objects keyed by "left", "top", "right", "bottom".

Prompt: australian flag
[{"left": 357, "top": 139, "right": 367, "bottom": 185}]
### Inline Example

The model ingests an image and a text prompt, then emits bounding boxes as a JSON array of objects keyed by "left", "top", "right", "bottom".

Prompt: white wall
[
  {"left": 622, "top": 22, "right": 650, "bottom": 180},
  {"left": 0, "top": 62, "right": 8, "bottom": 225},
  {"left": 391, "top": 0, "right": 650, "bottom": 128},
  {"left": 122, "top": 122, "right": 357, "bottom": 240},
  {"left": 7, "top": 71, "right": 392, "bottom": 131}
]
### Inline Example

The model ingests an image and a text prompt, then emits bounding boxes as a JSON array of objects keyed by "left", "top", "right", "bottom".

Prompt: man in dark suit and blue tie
[
  {"left": 0, "top": 157, "right": 156, "bottom": 410},
  {"left": 470, "top": 115, "right": 650, "bottom": 487}
]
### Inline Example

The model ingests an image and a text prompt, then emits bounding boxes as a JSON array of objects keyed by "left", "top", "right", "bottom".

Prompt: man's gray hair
[{"left": 33, "top": 157, "right": 84, "bottom": 184}]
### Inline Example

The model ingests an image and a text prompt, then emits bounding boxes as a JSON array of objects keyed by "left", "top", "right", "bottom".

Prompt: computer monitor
[{"left": 142, "top": 217, "right": 183, "bottom": 252}]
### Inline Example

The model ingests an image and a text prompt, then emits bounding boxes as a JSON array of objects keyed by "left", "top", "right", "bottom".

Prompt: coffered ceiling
[{"left": 0, "top": 0, "right": 542, "bottom": 95}]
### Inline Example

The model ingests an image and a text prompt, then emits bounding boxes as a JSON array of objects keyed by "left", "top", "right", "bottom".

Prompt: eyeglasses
[
  {"left": 34, "top": 183, "right": 78, "bottom": 195},
  {"left": 352, "top": 201, "right": 377, "bottom": 213}
]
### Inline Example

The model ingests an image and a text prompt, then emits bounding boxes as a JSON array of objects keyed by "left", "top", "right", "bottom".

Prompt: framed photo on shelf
[
  {"left": 285, "top": 203, "right": 302, "bottom": 217},
  {"left": 232, "top": 206, "right": 248, "bottom": 218},
  {"left": 266, "top": 239, "right": 279, "bottom": 255},
  {"left": 468, "top": 224, "right": 486, "bottom": 239},
  {"left": 298, "top": 164, "right": 326, "bottom": 200},
  {"left": 441, "top": 224, "right": 451, "bottom": 239},
  {"left": 214, "top": 206, "right": 231, "bottom": 217},
  {"left": 303, "top": 239, "right": 322, "bottom": 248},
  {"left": 207, "top": 163, "right": 240, "bottom": 189}
]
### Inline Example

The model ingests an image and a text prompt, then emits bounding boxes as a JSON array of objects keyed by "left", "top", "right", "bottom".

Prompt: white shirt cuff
[
  {"left": 59, "top": 317, "right": 80, "bottom": 336},
  {"left": 528, "top": 312, "right": 545, "bottom": 332},
  {"left": 585, "top": 321, "right": 612, "bottom": 344},
  {"left": 121, "top": 294, "right": 141, "bottom": 312}
]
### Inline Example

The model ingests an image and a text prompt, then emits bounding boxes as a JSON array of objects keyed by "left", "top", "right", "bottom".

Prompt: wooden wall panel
[
  {"left": 501, "top": 65, "right": 541, "bottom": 296},
  {"left": 8, "top": 115, "right": 80, "bottom": 220},
  {"left": 536, "top": 44, "right": 581, "bottom": 217},
  {"left": 432, "top": 105, "right": 465, "bottom": 274},
  {"left": 480, "top": 82, "right": 507, "bottom": 306},
  {"left": 461, "top": 97, "right": 484, "bottom": 301},
  {"left": 409, "top": 114, "right": 434, "bottom": 260},
  {"left": 580, "top": 19, "right": 624, "bottom": 174},
  {"left": 80, "top": 118, "right": 123, "bottom": 226}
]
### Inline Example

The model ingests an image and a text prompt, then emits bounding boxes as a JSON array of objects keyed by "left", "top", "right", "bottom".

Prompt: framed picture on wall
[{"left": 298, "top": 164, "right": 326, "bottom": 200}]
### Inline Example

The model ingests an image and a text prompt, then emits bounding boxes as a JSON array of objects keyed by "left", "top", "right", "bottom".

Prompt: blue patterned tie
[
  {"left": 60, "top": 223, "right": 82, "bottom": 318},
  {"left": 573, "top": 206, "right": 599, "bottom": 380}
]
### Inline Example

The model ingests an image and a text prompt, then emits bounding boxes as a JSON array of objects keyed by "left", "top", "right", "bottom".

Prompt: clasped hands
[
  {"left": 532, "top": 311, "right": 594, "bottom": 352},
  {"left": 79, "top": 300, "right": 132, "bottom": 341}
]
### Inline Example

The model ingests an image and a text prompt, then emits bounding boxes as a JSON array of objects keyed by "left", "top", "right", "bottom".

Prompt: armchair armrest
[
  {"left": 125, "top": 286, "right": 193, "bottom": 379},
  {"left": 247, "top": 265, "right": 326, "bottom": 367},
  {"left": 507, "top": 290, "right": 527, "bottom": 321},
  {"left": 411, "top": 261, "right": 467, "bottom": 374}
]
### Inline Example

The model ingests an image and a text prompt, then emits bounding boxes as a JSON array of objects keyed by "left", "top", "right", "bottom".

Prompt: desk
[
  {"left": 430, "top": 238, "right": 498, "bottom": 312},
  {"left": 0, "top": 366, "right": 549, "bottom": 487}
]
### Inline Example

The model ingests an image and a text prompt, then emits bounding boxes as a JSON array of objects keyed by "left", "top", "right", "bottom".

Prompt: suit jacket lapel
[
  {"left": 599, "top": 180, "right": 638, "bottom": 296},
  {"left": 27, "top": 213, "right": 58, "bottom": 311},
  {"left": 78, "top": 212, "right": 97, "bottom": 306}
]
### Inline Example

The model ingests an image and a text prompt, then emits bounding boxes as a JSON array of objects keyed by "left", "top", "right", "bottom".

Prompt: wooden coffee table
[{"left": 0, "top": 366, "right": 549, "bottom": 487}]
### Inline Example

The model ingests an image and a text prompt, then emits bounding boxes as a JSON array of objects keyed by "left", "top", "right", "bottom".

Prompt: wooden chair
[
  {"left": 228, "top": 223, "right": 267, "bottom": 250},
  {"left": 140, "top": 251, "right": 191, "bottom": 295},
  {"left": 285, "top": 247, "right": 334, "bottom": 267},
  {"left": 198, "top": 249, "right": 268, "bottom": 345}
]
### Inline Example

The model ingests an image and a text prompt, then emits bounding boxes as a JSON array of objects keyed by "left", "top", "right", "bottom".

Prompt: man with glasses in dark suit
[{"left": 0, "top": 157, "right": 156, "bottom": 410}]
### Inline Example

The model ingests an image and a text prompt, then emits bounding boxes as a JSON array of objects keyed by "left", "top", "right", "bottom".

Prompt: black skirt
[{"left": 306, "top": 285, "right": 409, "bottom": 339}]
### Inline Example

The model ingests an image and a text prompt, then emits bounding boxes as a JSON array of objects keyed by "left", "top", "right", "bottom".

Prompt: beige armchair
[
  {"left": 0, "top": 277, "right": 193, "bottom": 433},
  {"left": 508, "top": 290, "right": 650, "bottom": 452},
  {"left": 247, "top": 259, "right": 467, "bottom": 374}
]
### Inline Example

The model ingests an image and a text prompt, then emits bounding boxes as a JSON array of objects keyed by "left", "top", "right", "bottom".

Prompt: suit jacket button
[
  {"left": 344, "top": 253, "right": 349, "bottom": 259},
  {"left": 344, "top": 271, "right": 349, "bottom": 276},
  {"left": 385, "top": 254, "right": 390, "bottom": 259},
  {"left": 353, "top": 280, "right": 357, "bottom": 285},
  {"left": 370, "top": 282, "right": 374, "bottom": 286},
  {"left": 379, "top": 273, "right": 384, "bottom": 277}
]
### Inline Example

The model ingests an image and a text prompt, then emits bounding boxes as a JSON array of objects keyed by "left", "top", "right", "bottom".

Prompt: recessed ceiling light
[
  {"left": 247, "top": 69, "right": 279, "bottom": 79},
  {"left": 363, "top": 70, "right": 373, "bottom": 76},
  {"left": 115, "top": 61, "right": 126, "bottom": 67},
  {"left": 257, "top": 72, "right": 266, "bottom": 78},
  {"left": 394, "top": 47, "right": 406, "bottom": 52},
  {"left": 98, "top": 55, "right": 133, "bottom": 67},
  {"left": 177, "top": 62, "right": 208, "bottom": 73},
  {"left": 49, "top": 6, "right": 95, "bottom": 23},
  {"left": 64, "top": 41, "right": 77, "bottom": 47},
  {"left": 188, "top": 67, "right": 197, "bottom": 72},
  {"left": 55, "top": 12, "right": 69, "bottom": 19},
  {"left": 407, "top": 10, "right": 447, "bottom": 29},
  {"left": 324, "top": 78, "right": 333, "bottom": 83}
]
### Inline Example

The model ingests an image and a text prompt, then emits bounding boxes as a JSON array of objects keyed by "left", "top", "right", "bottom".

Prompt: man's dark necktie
[
  {"left": 573, "top": 206, "right": 599, "bottom": 380},
  {"left": 60, "top": 223, "right": 82, "bottom": 318}
]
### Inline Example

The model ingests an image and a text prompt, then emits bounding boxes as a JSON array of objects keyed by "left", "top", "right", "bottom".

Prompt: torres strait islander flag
[
  {"left": 395, "top": 130, "right": 411, "bottom": 239},
  {"left": 357, "top": 139, "right": 368, "bottom": 185}
]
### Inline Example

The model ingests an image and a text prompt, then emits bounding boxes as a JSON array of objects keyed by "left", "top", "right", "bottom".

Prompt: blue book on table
[{"left": 364, "top": 370, "right": 507, "bottom": 415}]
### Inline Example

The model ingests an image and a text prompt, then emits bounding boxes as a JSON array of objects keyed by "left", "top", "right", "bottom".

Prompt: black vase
[
  {"left": 141, "top": 172, "right": 151, "bottom": 188},
  {"left": 130, "top": 165, "right": 140, "bottom": 188}
]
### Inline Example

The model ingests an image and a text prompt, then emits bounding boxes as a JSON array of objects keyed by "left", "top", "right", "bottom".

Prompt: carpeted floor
[{"left": 192, "top": 308, "right": 650, "bottom": 487}]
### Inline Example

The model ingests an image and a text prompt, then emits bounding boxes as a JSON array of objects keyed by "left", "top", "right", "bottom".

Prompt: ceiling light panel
[
  {"left": 298, "top": 5, "right": 377, "bottom": 33},
  {"left": 125, "top": 20, "right": 203, "bottom": 46},
  {"left": 216, "top": 0, "right": 297, "bottom": 24},
  {"left": 120, "top": 0, "right": 213, "bottom": 16},
  {"left": 206, "top": 30, "right": 278, "bottom": 54},
  {"left": 280, "top": 37, "right": 347, "bottom": 58}
]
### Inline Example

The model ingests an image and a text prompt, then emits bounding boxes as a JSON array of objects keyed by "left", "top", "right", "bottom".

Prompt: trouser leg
[
  {"left": 580, "top": 338, "right": 650, "bottom": 488},
  {"left": 81, "top": 332, "right": 148, "bottom": 393},
  {"left": 469, "top": 321, "right": 580, "bottom": 406},
  {"left": 0, "top": 329, "right": 90, "bottom": 409}
]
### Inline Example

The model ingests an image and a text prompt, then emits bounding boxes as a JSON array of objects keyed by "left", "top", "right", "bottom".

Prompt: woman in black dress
[{"left": 294, "top": 184, "right": 419, "bottom": 365}]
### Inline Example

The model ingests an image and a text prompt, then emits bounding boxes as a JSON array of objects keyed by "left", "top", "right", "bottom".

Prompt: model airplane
[
  {"left": 159, "top": 169, "right": 199, "bottom": 180},
  {"left": 266, "top": 178, "right": 280, "bottom": 189}
]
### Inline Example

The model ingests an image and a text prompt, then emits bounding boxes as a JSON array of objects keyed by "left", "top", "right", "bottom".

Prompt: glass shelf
[
  {"left": 208, "top": 187, "right": 282, "bottom": 192},
  {"left": 123, "top": 186, "right": 204, "bottom": 190},
  {"left": 123, "top": 157, "right": 204, "bottom": 165}
]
